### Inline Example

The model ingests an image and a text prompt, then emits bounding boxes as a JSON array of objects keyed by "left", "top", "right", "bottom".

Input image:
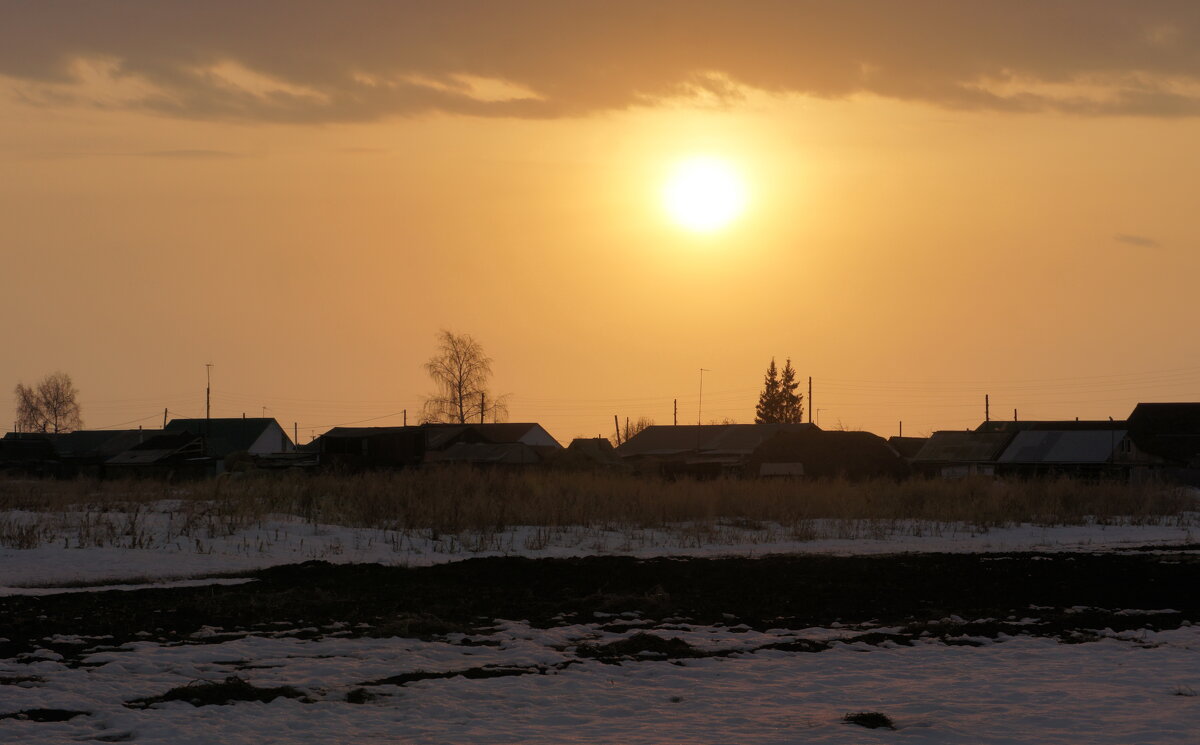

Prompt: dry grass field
[{"left": 1, "top": 469, "right": 1194, "bottom": 551}]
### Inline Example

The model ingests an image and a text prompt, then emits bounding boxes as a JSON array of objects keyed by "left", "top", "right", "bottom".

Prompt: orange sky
[{"left": 4, "top": 2, "right": 1200, "bottom": 443}]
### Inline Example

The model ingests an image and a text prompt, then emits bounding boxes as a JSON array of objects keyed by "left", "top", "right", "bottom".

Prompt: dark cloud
[
  {"left": 4, "top": 1, "right": 1200, "bottom": 123},
  {"left": 1114, "top": 233, "right": 1162, "bottom": 248}
]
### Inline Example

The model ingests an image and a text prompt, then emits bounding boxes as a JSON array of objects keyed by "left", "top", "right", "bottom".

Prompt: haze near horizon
[{"left": 4, "top": 1, "right": 1200, "bottom": 443}]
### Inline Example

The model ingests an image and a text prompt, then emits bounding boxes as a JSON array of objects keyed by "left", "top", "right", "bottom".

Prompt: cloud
[
  {"left": 5, "top": 1, "right": 1200, "bottom": 123},
  {"left": 1114, "top": 233, "right": 1162, "bottom": 248}
]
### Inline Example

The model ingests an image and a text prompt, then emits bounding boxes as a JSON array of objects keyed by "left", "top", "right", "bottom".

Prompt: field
[{"left": 1, "top": 471, "right": 1198, "bottom": 743}]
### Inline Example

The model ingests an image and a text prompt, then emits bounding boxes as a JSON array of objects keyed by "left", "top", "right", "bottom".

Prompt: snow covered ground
[
  {"left": 2, "top": 617, "right": 1198, "bottom": 744},
  {"left": 2, "top": 502, "right": 1198, "bottom": 743},
  {"left": 1, "top": 501, "right": 1196, "bottom": 593}
]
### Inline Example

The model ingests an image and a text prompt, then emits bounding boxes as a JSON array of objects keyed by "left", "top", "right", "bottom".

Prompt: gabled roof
[
  {"left": 997, "top": 429, "right": 1126, "bottom": 464},
  {"left": 560, "top": 438, "right": 625, "bottom": 468},
  {"left": 615, "top": 423, "right": 819, "bottom": 459},
  {"left": 165, "top": 418, "right": 289, "bottom": 457},
  {"left": 420, "top": 423, "right": 561, "bottom": 450},
  {"left": 887, "top": 436, "right": 928, "bottom": 459},
  {"left": 912, "top": 430, "right": 1014, "bottom": 463}
]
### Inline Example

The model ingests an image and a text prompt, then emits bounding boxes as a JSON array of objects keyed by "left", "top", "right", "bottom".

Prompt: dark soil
[
  {"left": 124, "top": 676, "right": 308, "bottom": 709},
  {"left": 844, "top": 711, "right": 896, "bottom": 730},
  {"left": 0, "top": 708, "right": 89, "bottom": 722},
  {"left": 1, "top": 550, "right": 1196, "bottom": 663}
]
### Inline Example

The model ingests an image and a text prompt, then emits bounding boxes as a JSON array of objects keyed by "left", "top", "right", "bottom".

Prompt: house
[
  {"left": 0, "top": 432, "right": 60, "bottom": 475},
  {"left": 910, "top": 430, "right": 1015, "bottom": 478},
  {"left": 887, "top": 436, "right": 929, "bottom": 461},
  {"left": 105, "top": 431, "right": 212, "bottom": 479},
  {"left": 164, "top": 418, "right": 295, "bottom": 459},
  {"left": 420, "top": 423, "right": 560, "bottom": 451},
  {"left": 994, "top": 421, "right": 1127, "bottom": 479},
  {"left": 1118, "top": 403, "right": 1200, "bottom": 484},
  {"left": 747, "top": 430, "right": 909, "bottom": 480},
  {"left": 425, "top": 441, "right": 542, "bottom": 466},
  {"left": 313, "top": 422, "right": 562, "bottom": 470},
  {"left": 421, "top": 423, "right": 561, "bottom": 466},
  {"left": 615, "top": 423, "right": 820, "bottom": 477},
  {"left": 1, "top": 428, "right": 162, "bottom": 478},
  {"left": 551, "top": 438, "right": 627, "bottom": 471},
  {"left": 318, "top": 426, "right": 425, "bottom": 470}
]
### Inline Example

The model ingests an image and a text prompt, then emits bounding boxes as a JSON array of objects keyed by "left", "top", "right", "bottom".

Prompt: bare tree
[
  {"left": 14, "top": 372, "right": 83, "bottom": 433},
  {"left": 421, "top": 330, "right": 509, "bottom": 424},
  {"left": 614, "top": 415, "right": 654, "bottom": 446}
]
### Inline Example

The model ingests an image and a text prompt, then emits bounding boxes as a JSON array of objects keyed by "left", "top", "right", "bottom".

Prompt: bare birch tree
[
  {"left": 421, "top": 331, "right": 508, "bottom": 424},
  {"left": 14, "top": 371, "right": 83, "bottom": 433}
]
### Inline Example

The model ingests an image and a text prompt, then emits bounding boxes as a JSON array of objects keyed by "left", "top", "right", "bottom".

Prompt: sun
[{"left": 662, "top": 156, "right": 748, "bottom": 232}]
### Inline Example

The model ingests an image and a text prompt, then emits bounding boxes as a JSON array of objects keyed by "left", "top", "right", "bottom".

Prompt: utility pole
[
  {"left": 614, "top": 414, "right": 621, "bottom": 444},
  {"left": 899, "top": 421, "right": 903, "bottom": 437},
  {"left": 403, "top": 409, "right": 407, "bottom": 427},
  {"left": 698, "top": 368, "right": 710, "bottom": 426},
  {"left": 162, "top": 408, "right": 167, "bottom": 429},
  {"left": 293, "top": 422, "right": 298, "bottom": 446},
  {"left": 807, "top": 377, "right": 812, "bottom": 424},
  {"left": 985, "top": 394, "right": 990, "bottom": 423},
  {"left": 1014, "top": 408, "right": 1018, "bottom": 422},
  {"left": 204, "top": 362, "right": 213, "bottom": 456},
  {"left": 480, "top": 392, "right": 485, "bottom": 424},
  {"left": 673, "top": 399, "right": 678, "bottom": 426}
]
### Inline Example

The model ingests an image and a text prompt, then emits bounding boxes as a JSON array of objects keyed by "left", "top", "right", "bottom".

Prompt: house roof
[
  {"left": 912, "top": 430, "right": 1014, "bottom": 463},
  {"left": 1126, "top": 403, "right": 1200, "bottom": 464},
  {"left": 107, "top": 431, "right": 203, "bottom": 465},
  {"left": 887, "top": 436, "right": 928, "bottom": 459},
  {"left": 42, "top": 429, "right": 162, "bottom": 460},
  {"left": 750, "top": 430, "right": 909, "bottom": 479},
  {"left": 977, "top": 420, "right": 1126, "bottom": 433},
  {"left": 997, "top": 429, "right": 1127, "bottom": 464},
  {"left": 420, "top": 423, "right": 561, "bottom": 450},
  {"left": 616, "top": 423, "right": 819, "bottom": 459},
  {"left": 165, "top": 418, "right": 286, "bottom": 457},
  {"left": 321, "top": 426, "right": 421, "bottom": 439}
]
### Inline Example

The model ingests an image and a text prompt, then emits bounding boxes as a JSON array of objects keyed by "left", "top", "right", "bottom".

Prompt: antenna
[
  {"left": 698, "top": 368, "right": 711, "bottom": 426},
  {"left": 205, "top": 363, "right": 214, "bottom": 421},
  {"left": 204, "top": 362, "right": 214, "bottom": 458}
]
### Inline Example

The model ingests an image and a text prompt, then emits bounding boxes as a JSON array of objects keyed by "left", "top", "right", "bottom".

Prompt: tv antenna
[{"left": 698, "top": 368, "right": 711, "bottom": 426}]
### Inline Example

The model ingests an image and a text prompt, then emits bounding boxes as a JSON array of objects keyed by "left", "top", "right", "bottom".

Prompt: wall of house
[
  {"left": 249, "top": 423, "right": 294, "bottom": 454},
  {"left": 518, "top": 426, "right": 561, "bottom": 449}
]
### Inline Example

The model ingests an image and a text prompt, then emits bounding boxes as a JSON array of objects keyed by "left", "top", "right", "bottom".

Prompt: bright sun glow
[{"left": 663, "top": 156, "right": 748, "bottom": 232}]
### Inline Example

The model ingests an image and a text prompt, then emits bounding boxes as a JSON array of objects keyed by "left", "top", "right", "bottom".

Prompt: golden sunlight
[{"left": 662, "top": 156, "right": 748, "bottom": 232}]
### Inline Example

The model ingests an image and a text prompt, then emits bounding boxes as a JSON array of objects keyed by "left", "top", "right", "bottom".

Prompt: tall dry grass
[{"left": 1, "top": 469, "right": 1194, "bottom": 544}]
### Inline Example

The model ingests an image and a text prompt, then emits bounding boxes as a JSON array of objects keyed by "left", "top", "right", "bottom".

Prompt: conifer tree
[
  {"left": 778, "top": 358, "right": 804, "bottom": 424},
  {"left": 754, "top": 358, "right": 781, "bottom": 423}
]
